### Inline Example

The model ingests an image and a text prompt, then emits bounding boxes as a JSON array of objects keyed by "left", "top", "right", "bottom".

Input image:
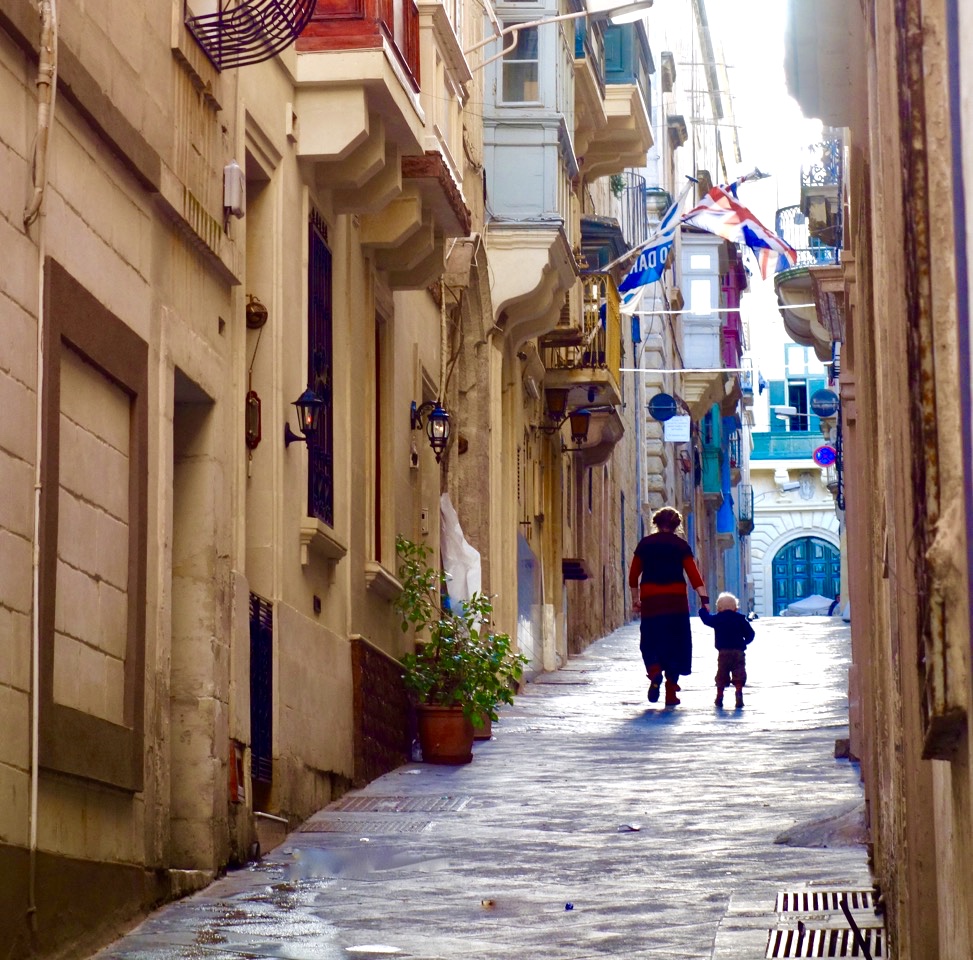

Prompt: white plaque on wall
[{"left": 664, "top": 415, "right": 691, "bottom": 442}]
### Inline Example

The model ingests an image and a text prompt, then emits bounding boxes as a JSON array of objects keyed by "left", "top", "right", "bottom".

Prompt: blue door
[{"left": 772, "top": 537, "right": 840, "bottom": 615}]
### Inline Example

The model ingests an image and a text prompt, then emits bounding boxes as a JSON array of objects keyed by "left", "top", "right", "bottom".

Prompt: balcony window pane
[{"left": 502, "top": 25, "right": 539, "bottom": 102}]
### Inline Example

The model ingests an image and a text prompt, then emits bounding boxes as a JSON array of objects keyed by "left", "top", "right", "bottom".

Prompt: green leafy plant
[
  {"left": 395, "top": 535, "right": 528, "bottom": 726},
  {"left": 609, "top": 173, "right": 625, "bottom": 199}
]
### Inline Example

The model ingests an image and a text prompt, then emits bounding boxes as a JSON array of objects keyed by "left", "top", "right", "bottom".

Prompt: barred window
[{"left": 308, "top": 211, "right": 334, "bottom": 526}]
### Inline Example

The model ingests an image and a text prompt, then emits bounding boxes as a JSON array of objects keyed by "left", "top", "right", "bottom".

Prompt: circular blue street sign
[
  {"left": 809, "top": 388, "right": 839, "bottom": 418},
  {"left": 813, "top": 445, "right": 837, "bottom": 467},
  {"left": 648, "top": 392, "right": 678, "bottom": 422}
]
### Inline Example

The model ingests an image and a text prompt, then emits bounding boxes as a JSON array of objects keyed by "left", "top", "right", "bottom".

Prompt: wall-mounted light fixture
[
  {"left": 284, "top": 387, "right": 325, "bottom": 447},
  {"left": 411, "top": 400, "right": 450, "bottom": 463},
  {"left": 569, "top": 409, "right": 591, "bottom": 446},
  {"left": 545, "top": 388, "right": 569, "bottom": 427}
]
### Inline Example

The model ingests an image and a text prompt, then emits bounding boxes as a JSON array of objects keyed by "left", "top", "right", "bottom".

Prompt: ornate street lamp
[
  {"left": 411, "top": 400, "right": 451, "bottom": 463},
  {"left": 284, "top": 387, "right": 326, "bottom": 447}
]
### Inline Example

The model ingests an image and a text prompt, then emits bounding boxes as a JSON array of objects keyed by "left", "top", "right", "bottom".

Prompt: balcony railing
[
  {"left": 751, "top": 432, "right": 817, "bottom": 460},
  {"left": 617, "top": 172, "right": 650, "bottom": 249},
  {"left": 727, "top": 429, "right": 741, "bottom": 472},
  {"left": 541, "top": 274, "right": 621, "bottom": 387},
  {"left": 802, "top": 138, "right": 842, "bottom": 190},
  {"left": 737, "top": 482, "right": 754, "bottom": 536},
  {"left": 774, "top": 205, "right": 840, "bottom": 275}
]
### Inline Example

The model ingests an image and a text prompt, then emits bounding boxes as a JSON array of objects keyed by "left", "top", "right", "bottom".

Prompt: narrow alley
[{"left": 91, "top": 616, "right": 873, "bottom": 960}]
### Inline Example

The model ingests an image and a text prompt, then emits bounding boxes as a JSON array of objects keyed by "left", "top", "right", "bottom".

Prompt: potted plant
[{"left": 395, "top": 536, "right": 528, "bottom": 764}]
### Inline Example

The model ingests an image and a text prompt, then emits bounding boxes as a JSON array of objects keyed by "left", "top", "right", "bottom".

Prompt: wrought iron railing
[
  {"left": 740, "top": 358, "right": 754, "bottom": 401},
  {"left": 618, "top": 173, "right": 649, "bottom": 248},
  {"left": 727, "top": 429, "right": 741, "bottom": 472},
  {"left": 737, "top": 482, "right": 754, "bottom": 535},
  {"left": 802, "top": 138, "right": 842, "bottom": 189},
  {"left": 774, "top": 204, "right": 840, "bottom": 274},
  {"left": 541, "top": 274, "right": 621, "bottom": 386},
  {"left": 185, "top": 0, "right": 316, "bottom": 70}
]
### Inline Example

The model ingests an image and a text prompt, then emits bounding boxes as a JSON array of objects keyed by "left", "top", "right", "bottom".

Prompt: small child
[{"left": 699, "top": 592, "right": 755, "bottom": 708}]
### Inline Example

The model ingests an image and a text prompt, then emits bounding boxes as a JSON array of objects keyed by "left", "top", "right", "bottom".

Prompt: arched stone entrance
[
  {"left": 749, "top": 508, "right": 839, "bottom": 616},
  {"left": 769, "top": 536, "right": 841, "bottom": 615}
]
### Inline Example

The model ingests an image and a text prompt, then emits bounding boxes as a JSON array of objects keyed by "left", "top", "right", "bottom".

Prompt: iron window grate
[
  {"left": 766, "top": 926, "right": 884, "bottom": 957},
  {"left": 776, "top": 890, "right": 874, "bottom": 913},
  {"left": 330, "top": 795, "right": 472, "bottom": 814}
]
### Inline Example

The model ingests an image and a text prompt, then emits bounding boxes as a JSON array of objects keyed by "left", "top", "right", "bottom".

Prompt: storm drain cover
[
  {"left": 299, "top": 816, "right": 432, "bottom": 834},
  {"left": 766, "top": 925, "right": 884, "bottom": 957},
  {"left": 330, "top": 795, "right": 472, "bottom": 814},
  {"left": 776, "top": 889, "right": 874, "bottom": 913}
]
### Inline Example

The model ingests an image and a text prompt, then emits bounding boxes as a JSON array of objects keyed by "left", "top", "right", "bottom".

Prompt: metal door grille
[
  {"left": 767, "top": 926, "right": 884, "bottom": 958},
  {"left": 249, "top": 593, "right": 273, "bottom": 783},
  {"left": 308, "top": 210, "right": 334, "bottom": 526}
]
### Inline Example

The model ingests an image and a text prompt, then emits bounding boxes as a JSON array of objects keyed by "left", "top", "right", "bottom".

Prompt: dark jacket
[{"left": 698, "top": 608, "right": 755, "bottom": 651}]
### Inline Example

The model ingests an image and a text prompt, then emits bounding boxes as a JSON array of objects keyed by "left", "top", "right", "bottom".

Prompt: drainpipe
[
  {"left": 24, "top": 0, "right": 58, "bottom": 933},
  {"left": 945, "top": 0, "right": 973, "bottom": 674}
]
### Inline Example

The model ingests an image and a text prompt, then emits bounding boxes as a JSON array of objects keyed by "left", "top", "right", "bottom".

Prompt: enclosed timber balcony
[{"left": 577, "top": 22, "right": 653, "bottom": 182}]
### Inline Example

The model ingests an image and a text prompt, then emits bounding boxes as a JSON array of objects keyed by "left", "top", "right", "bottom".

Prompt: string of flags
[{"left": 617, "top": 172, "right": 798, "bottom": 295}]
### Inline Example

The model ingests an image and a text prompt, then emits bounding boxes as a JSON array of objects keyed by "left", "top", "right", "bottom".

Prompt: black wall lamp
[
  {"left": 284, "top": 387, "right": 325, "bottom": 447},
  {"left": 411, "top": 399, "right": 450, "bottom": 462},
  {"left": 533, "top": 386, "right": 591, "bottom": 446},
  {"left": 545, "top": 387, "right": 569, "bottom": 427},
  {"left": 569, "top": 409, "right": 591, "bottom": 446}
]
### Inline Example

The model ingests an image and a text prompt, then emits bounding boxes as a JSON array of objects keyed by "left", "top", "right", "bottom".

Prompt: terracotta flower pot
[
  {"left": 472, "top": 714, "right": 493, "bottom": 740},
  {"left": 416, "top": 704, "right": 474, "bottom": 764}
]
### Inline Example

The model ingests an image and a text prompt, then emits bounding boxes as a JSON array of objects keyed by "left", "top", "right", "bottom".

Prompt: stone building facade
[
  {"left": 786, "top": 0, "right": 973, "bottom": 955},
  {"left": 0, "top": 1, "right": 675, "bottom": 956}
]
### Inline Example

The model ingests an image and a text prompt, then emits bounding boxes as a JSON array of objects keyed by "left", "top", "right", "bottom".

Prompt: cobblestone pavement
[{"left": 91, "top": 616, "right": 873, "bottom": 960}]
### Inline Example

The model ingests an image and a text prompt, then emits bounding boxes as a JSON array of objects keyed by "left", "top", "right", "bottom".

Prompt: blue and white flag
[
  {"left": 617, "top": 180, "right": 694, "bottom": 293},
  {"left": 617, "top": 232, "right": 675, "bottom": 292}
]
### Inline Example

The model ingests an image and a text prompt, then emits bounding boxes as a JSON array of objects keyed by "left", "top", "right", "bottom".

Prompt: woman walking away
[{"left": 629, "top": 507, "right": 709, "bottom": 706}]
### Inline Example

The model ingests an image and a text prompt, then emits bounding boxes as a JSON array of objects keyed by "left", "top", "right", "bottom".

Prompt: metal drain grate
[
  {"left": 330, "top": 794, "right": 472, "bottom": 814},
  {"left": 767, "top": 926, "right": 884, "bottom": 957},
  {"left": 299, "top": 816, "right": 432, "bottom": 834},
  {"left": 776, "top": 889, "right": 874, "bottom": 913}
]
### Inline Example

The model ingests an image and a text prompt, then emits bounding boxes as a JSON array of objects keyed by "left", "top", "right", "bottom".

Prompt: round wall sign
[
  {"left": 813, "top": 445, "right": 837, "bottom": 467},
  {"left": 648, "top": 392, "right": 678, "bottom": 422},
  {"left": 809, "top": 388, "right": 839, "bottom": 418}
]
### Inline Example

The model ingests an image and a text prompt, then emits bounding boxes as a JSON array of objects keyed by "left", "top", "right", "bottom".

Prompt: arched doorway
[{"left": 771, "top": 536, "right": 840, "bottom": 615}]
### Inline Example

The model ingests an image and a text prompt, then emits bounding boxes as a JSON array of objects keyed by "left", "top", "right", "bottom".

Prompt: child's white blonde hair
[{"left": 716, "top": 592, "right": 739, "bottom": 612}]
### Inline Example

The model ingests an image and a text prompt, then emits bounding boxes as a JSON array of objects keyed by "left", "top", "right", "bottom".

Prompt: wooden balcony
[
  {"left": 299, "top": 0, "right": 420, "bottom": 91},
  {"left": 540, "top": 273, "right": 622, "bottom": 408}
]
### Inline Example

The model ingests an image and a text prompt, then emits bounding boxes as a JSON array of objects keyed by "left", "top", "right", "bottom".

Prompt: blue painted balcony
[
  {"left": 751, "top": 432, "right": 818, "bottom": 460},
  {"left": 573, "top": 20, "right": 652, "bottom": 182}
]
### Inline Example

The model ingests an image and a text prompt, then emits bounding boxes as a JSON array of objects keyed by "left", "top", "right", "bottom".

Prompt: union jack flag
[{"left": 681, "top": 186, "right": 797, "bottom": 279}]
